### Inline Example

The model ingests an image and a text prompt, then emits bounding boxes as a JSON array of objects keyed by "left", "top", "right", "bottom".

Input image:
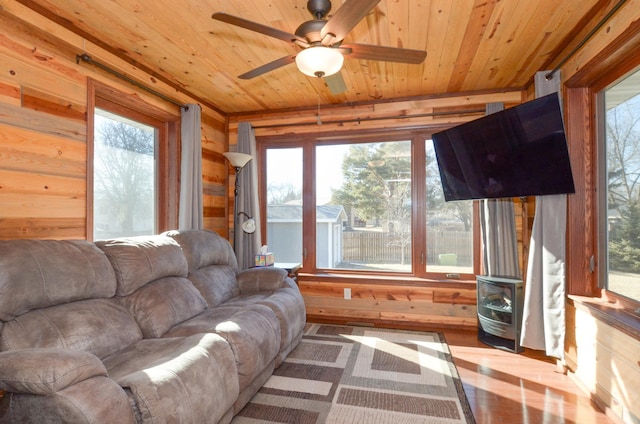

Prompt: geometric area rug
[{"left": 232, "top": 323, "right": 476, "bottom": 423}]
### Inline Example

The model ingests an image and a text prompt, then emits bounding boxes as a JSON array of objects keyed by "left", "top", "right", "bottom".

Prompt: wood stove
[{"left": 477, "top": 275, "right": 524, "bottom": 353}]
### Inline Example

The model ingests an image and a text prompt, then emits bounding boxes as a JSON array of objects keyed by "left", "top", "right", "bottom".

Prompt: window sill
[
  {"left": 299, "top": 271, "right": 477, "bottom": 288},
  {"left": 568, "top": 294, "right": 640, "bottom": 341}
]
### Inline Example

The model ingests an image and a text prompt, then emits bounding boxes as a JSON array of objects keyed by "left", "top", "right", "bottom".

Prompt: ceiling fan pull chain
[{"left": 317, "top": 93, "right": 322, "bottom": 125}]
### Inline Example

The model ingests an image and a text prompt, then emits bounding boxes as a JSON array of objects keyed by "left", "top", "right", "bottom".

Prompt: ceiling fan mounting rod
[{"left": 307, "top": 0, "right": 332, "bottom": 20}]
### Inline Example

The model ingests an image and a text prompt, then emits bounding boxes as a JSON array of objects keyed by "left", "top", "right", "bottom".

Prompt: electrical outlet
[{"left": 344, "top": 288, "right": 351, "bottom": 300}]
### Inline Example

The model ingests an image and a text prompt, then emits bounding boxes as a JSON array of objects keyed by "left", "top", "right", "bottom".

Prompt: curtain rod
[
  {"left": 76, "top": 53, "right": 187, "bottom": 110},
  {"left": 545, "top": 0, "right": 628, "bottom": 80},
  {"left": 252, "top": 108, "right": 486, "bottom": 129}
]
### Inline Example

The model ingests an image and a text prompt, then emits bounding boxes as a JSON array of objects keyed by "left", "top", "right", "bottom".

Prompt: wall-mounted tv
[{"left": 431, "top": 92, "right": 575, "bottom": 201}]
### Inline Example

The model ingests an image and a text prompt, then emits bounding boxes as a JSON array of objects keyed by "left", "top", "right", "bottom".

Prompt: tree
[
  {"left": 267, "top": 183, "right": 301, "bottom": 205},
  {"left": 609, "top": 198, "right": 640, "bottom": 273},
  {"left": 606, "top": 96, "right": 640, "bottom": 211},
  {"left": 331, "top": 142, "right": 412, "bottom": 263},
  {"left": 425, "top": 145, "right": 473, "bottom": 231},
  {"left": 94, "top": 116, "right": 155, "bottom": 237},
  {"left": 331, "top": 142, "right": 411, "bottom": 227},
  {"left": 606, "top": 94, "right": 640, "bottom": 273}
]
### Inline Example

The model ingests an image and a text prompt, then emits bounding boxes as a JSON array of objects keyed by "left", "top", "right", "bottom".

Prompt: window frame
[
  {"left": 563, "top": 29, "right": 640, "bottom": 332},
  {"left": 597, "top": 66, "right": 640, "bottom": 308},
  {"left": 86, "top": 79, "right": 180, "bottom": 240},
  {"left": 257, "top": 128, "right": 481, "bottom": 281}
]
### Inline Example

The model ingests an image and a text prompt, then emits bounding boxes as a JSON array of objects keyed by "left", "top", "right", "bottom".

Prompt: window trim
[
  {"left": 564, "top": 32, "right": 640, "bottom": 327},
  {"left": 257, "top": 128, "right": 481, "bottom": 281},
  {"left": 597, "top": 67, "right": 640, "bottom": 308},
  {"left": 86, "top": 79, "right": 180, "bottom": 240}
]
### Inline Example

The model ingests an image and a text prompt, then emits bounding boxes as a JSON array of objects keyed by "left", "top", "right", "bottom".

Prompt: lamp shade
[
  {"left": 295, "top": 46, "right": 344, "bottom": 78},
  {"left": 223, "top": 152, "right": 253, "bottom": 168},
  {"left": 241, "top": 218, "right": 256, "bottom": 234}
]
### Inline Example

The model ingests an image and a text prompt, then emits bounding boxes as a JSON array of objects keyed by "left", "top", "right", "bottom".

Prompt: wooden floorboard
[
  {"left": 308, "top": 318, "right": 614, "bottom": 423},
  {"left": 442, "top": 328, "right": 615, "bottom": 424}
]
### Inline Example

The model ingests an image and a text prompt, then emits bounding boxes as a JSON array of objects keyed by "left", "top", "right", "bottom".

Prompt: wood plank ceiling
[{"left": 13, "top": 0, "right": 614, "bottom": 114}]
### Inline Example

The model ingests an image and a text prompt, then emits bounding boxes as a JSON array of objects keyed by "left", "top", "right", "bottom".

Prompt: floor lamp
[{"left": 223, "top": 152, "right": 253, "bottom": 246}]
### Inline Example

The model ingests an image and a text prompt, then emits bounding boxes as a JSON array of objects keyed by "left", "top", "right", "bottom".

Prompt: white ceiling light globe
[{"left": 295, "top": 46, "right": 344, "bottom": 78}]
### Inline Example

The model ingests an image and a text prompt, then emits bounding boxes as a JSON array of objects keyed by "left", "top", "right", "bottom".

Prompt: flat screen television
[{"left": 431, "top": 92, "right": 575, "bottom": 201}]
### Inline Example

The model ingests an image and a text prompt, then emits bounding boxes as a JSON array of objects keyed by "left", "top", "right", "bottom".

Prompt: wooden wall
[
  {"left": 566, "top": 299, "right": 640, "bottom": 422},
  {"left": 299, "top": 278, "right": 478, "bottom": 329},
  {"left": 0, "top": 3, "right": 228, "bottom": 239},
  {"left": 227, "top": 90, "right": 524, "bottom": 330},
  {"left": 558, "top": 1, "right": 640, "bottom": 422},
  {"left": 4, "top": 2, "right": 639, "bottom": 393}
]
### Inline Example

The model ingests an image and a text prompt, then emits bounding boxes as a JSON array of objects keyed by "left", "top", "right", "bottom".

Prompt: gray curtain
[
  {"left": 480, "top": 102, "right": 520, "bottom": 278},
  {"left": 178, "top": 104, "right": 203, "bottom": 230},
  {"left": 520, "top": 71, "right": 566, "bottom": 359},
  {"left": 480, "top": 198, "right": 520, "bottom": 278},
  {"left": 235, "top": 122, "right": 261, "bottom": 269}
]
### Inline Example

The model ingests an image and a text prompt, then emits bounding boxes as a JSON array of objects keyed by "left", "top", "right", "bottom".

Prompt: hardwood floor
[{"left": 442, "top": 329, "right": 614, "bottom": 424}]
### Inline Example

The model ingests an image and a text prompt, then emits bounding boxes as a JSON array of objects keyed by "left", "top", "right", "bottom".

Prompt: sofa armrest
[
  {"left": 0, "top": 348, "right": 107, "bottom": 395},
  {"left": 236, "top": 267, "right": 290, "bottom": 293}
]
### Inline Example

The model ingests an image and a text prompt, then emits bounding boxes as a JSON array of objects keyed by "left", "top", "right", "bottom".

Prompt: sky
[{"left": 267, "top": 144, "right": 349, "bottom": 205}]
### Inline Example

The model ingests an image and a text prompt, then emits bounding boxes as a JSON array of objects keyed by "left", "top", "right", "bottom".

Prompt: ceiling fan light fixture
[{"left": 295, "top": 46, "right": 344, "bottom": 78}]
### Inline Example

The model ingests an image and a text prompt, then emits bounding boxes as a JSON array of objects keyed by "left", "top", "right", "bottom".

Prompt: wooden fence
[{"left": 342, "top": 230, "right": 472, "bottom": 266}]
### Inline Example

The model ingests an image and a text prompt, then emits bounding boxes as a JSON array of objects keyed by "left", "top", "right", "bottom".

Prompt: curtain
[
  {"left": 520, "top": 71, "right": 566, "bottom": 359},
  {"left": 178, "top": 104, "right": 203, "bottom": 230},
  {"left": 235, "top": 122, "right": 262, "bottom": 269},
  {"left": 480, "top": 102, "right": 520, "bottom": 278},
  {"left": 480, "top": 198, "right": 520, "bottom": 278}
]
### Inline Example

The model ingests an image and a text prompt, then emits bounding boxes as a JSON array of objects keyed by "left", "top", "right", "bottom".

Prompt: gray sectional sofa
[{"left": 0, "top": 229, "right": 306, "bottom": 423}]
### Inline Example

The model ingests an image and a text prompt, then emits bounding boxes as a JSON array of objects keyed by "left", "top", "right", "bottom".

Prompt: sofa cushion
[
  {"left": 0, "top": 299, "right": 142, "bottom": 360},
  {"left": 3, "top": 376, "right": 136, "bottom": 424},
  {"left": 120, "top": 276, "right": 208, "bottom": 338},
  {"left": 224, "top": 288, "right": 307, "bottom": 363},
  {"left": 0, "top": 348, "right": 107, "bottom": 395},
  {"left": 236, "top": 266, "right": 289, "bottom": 292},
  {"left": 104, "top": 333, "right": 239, "bottom": 424},
  {"left": 164, "top": 229, "right": 238, "bottom": 272},
  {"left": 164, "top": 304, "right": 281, "bottom": 392},
  {"left": 0, "top": 239, "right": 116, "bottom": 321},
  {"left": 96, "top": 235, "right": 188, "bottom": 296},
  {"left": 188, "top": 265, "right": 240, "bottom": 306}
]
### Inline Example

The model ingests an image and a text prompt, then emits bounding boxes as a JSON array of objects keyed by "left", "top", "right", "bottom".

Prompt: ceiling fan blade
[
  {"left": 325, "top": 72, "right": 347, "bottom": 95},
  {"left": 238, "top": 55, "right": 296, "bottom": 79},
  {"left": 320, "top": 0, "right": 381, "bottom": 45},
  {"left": 212, "top": 12, "right": 307, "bottom": 46},
  {"left": 342, "top": 43, "right": 427, "bottom": 64}
]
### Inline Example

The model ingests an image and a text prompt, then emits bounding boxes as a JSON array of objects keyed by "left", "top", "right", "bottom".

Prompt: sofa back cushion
[
  {"left": 96, "top": 235, "right": 188, "bottom": 296},
  {"left": 164, "top": 229, "right": 238, "bottom": 273},
  {"left": 0, "top": 298, "right": 142, "bottom": 359},
  {"left": 188, "top": 266, "right": 240, "bottom": 307},
  {"left": 120, "top": 276, "right": 208, "bottom": 338},
  {"left": 0, "top": 239, "right": 117, "bottom": 321}
]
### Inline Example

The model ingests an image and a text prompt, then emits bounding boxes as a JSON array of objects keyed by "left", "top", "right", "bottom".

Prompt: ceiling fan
[{"left": 212, "top": 0, "right": 427, "bottom": 93}]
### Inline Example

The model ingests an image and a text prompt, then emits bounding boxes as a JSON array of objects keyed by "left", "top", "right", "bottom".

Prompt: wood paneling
[
  {"left": 225, "top": 89, "right": 528, "bottom": 331},
  {"left": 568, "top": 299, "right": 640, "bottom": 422},
  {"left": 4, "top": 0, "right": 615, "bottom": 114},
  {"left": 300, "top": 279, "right": 477, "bottom": 329},
  {"left": 0, "top": 11, "right": 228, "bottom": 240},
  {"left": 227, "top": 90, "right": 524, "bottom": 139},
  {"left": 558, "top": 3, "right": 640, "bottom": 423}
]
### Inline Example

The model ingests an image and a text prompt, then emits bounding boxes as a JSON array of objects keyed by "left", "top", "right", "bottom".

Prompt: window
[
  {"left": 601, "top": 67, "right": 640, "bottom": 303},
  {"left": 261, "top": 134, "right": 477, "bottom": 278},
  {"left": 265, "top": 147, "right": 303, "bottom": 264},
  {"left": 93, "top": 109, "right": 157, "bottom": 239},
  {"left": 88, "top": 79, "right": 179, "bottom": 240},
  {"left": 317, "top": 141, "right": 412, "bottom": 272},
  {"left": 426, "top": 140, "right": 474, "bottom": 274}
]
